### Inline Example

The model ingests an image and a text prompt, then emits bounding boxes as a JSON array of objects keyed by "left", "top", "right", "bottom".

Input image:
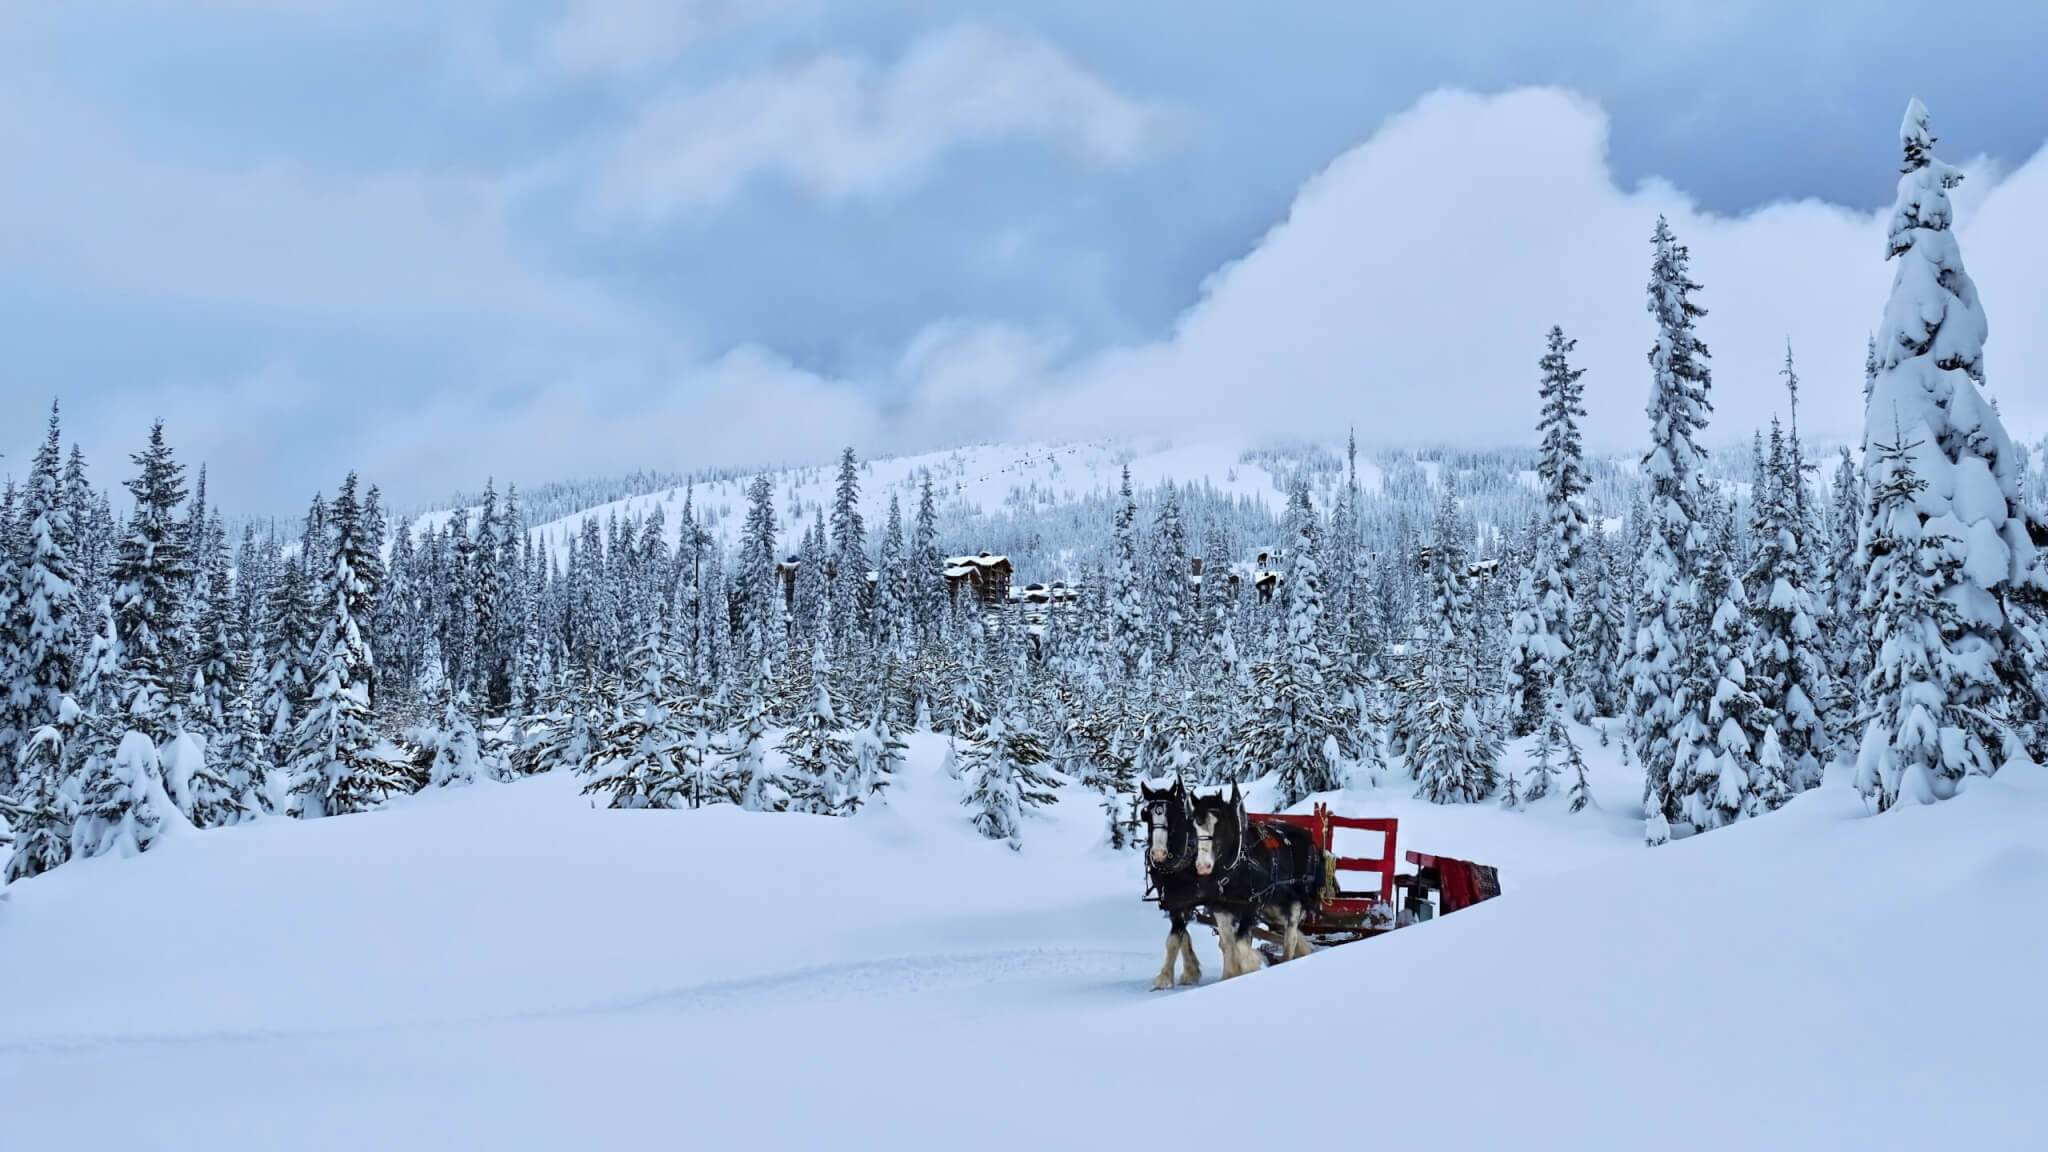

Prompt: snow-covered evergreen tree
[
  {"left": 1746, "top": 421, "right": 1831, "bottom": 794},
  {"left": 1243, "top": 477, "right": 1345, "bottom": 806},
  {"left": 875, "top": 494, "right": 906, "bottom": 653},
  {"left": 829, "top": 447, "right": 872, "bottom": 651},
  {"left": 1109, "top": 466, "right": 1146, "bottom": 681},
  {"left": 1823, "top": 447, "right": 1869, "bottom": 733},
  {"left": 288, "top": 474, "right": 405, "bottom": 818},
  {"left": 1674, "top": 510, "right": 1781, "bottom": 830},
  {"left": 7, "top": 403, "right": 83, "bottom": 782},
  {"left": 1503, "top": 512, "right": 1568, "bottom": 739},
  {"left": 1856, "top": 100, "right": 2041, "bottom": 810},
  {"left": 959, "top": 693, "right": 1059, "bottom": 849},
  {"left": 1148, "top": 487, "right": 1190, "bottom": 669},
  {"left": 4, "top": 722, "right": 75, "bottom": 881},
  {"left": 1630, "top": 215, "right": 1714, "bottom": 845},
  {"left": 73, "top": 729, "right": 191, "bottom": 859},
  {"left": 1535, "top": 326, "right": 1592, "bottom": 716},
  {"left": 109, "top": 420, "right": 192, "bottom": 742},
  {"left": 910, "top": 473, "right": 945, "bottom": 645},
  {"left": 1410, "top": 483, "right": 1500, "bottom": 803},
  {"left": 426, "top": 692, "right": 483, "bottom": 789},
  {"left": 212, "top": 653, "right": 272, "bottom": 819},
  {"left": 777, "top": 641, "right": 858, "bottom": 814}
]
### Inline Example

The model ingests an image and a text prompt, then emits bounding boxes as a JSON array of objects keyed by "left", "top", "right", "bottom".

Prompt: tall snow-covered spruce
[
  {"left": 1629, "top": 215, "right": 1713, "bottom": 845},
  {"left": 1519, "top": 325, "right": 1591, "bottom": 725},
  {"left": 1855, "top": 100, "right": 2042, "bottom": 811}
]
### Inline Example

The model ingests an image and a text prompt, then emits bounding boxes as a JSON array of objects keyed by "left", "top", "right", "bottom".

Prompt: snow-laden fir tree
[
  {"left": 715, "top": 656, "right": 815, "bottom": 812},
  {"left": 186, "top": 511, "right": 237, "bottom": 737},
  {"left": 167, "top": 726, "right": 239, "bottom": 830},
  {"left": 777, "top": 640, "right": 859, "bottom": 814},
  {"left": 875, "top": 494, "right": 906, "bottom": 653},
  {"left": 1856, "top": 100, "right": 2042, "bottom": 810},
  {"left": 1746, "top": 420, "right": 1831, "bottom": 794},
  {"left": 1673, "top": 506, "right": 1782, "bottom": 830},
  {"left": 1148, "top": 487, "right": 1190, "bottom": 668},
  {"left": 424, "top": 691, "right": 483, "bottom": 789},
  {"left": 73, "top": 728, "right": 192, "bottom": 859},
  {"left": 1410, "top": 482, "right": 1500, "bottom": 803},
  {"left": 7, "top": 403, "right": 83, "bottom": 784},
  {"left": 1630, "top": 215, "right": 1714, "bottom": 845},
  {"left": 261, "top": 505, "right": 319, "bottom": 741},
  {"left": 737, "top": 475, "right": 782, "bottom": 666},
  {"left": 288, "top": 475, "right": 406, "bottom": 818},
  {"left": 3, "top": 721, "right": 75, "bottom": 881},
  {"left": 959, "top": 691, "right": 1060, "bottom": 849},
  {"left": 1503, "top": 511, "right": 1568, "bottom": 738},
  {"left": 1234, "top": 477, "right": 1345, "bottom": 807},
  {"left": 792, "top": 519, "right": 828, "bottom": 647},
  {"left": 829, "top": 446, "right": 872, "bottom": 652},
  {"left": 848, "top": 691, "right": 907, "bottom": 807},
  {"left": 1535, "top": 325, "right": 1592, "bottom": 716},
  {"left": 1109, "top": 466, "right": 1146, "bottom": 681},
  {"left": 1822, "top": 447, "right": 1869, "bottom": 735},
  {"left": 1575, "top": 528, "right": 1630, "bottom": 717},
  {"left": 109, "top": 420, "right": 192, "bottom": 742},
  {"left": 211, "top": 652, "right": 272, "bottom": 818},
  {"left": 910, "top": 473, "right": 945, "bottom": 646}
]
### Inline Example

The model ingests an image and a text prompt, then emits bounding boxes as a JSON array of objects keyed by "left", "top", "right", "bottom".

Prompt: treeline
[{"left": 3, "top": 99, "right": 2045, "bottom": 882}]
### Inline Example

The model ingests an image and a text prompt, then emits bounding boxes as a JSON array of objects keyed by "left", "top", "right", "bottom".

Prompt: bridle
[
  {"left": 1192, "top": 800, "right": 1247, "bottom": 879},
  {"left": 1145, "top": 793, "right": 1197, "bottom": 874}
]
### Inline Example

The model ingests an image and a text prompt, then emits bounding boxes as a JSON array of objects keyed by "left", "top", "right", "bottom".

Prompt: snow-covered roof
[{"left": 943, "top": 553, "right": 1009, "bottom": 568}]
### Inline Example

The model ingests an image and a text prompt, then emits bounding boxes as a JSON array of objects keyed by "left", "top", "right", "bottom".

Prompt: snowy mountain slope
[
  {"left": 411, "top": 438, "right": 1301, "bottom": 570},
  {"left": 4, "top": 730, "right": 2038, "bottom": 1150},
  {"left": 405, "top": 434, "right": 1830, "bottom": 586}
]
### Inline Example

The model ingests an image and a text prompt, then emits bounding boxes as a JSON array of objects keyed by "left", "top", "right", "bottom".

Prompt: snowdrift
[{"left": 2, "top": 744, "right": 2042, "bottom": 1150}]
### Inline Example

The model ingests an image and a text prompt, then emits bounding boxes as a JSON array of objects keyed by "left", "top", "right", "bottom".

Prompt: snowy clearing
[{"left": 5, "top": 732, "right": 2041, "bottom": 1151}]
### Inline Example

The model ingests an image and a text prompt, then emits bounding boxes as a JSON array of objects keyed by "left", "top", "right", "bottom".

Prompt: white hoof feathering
[
  {"left": 1153, "top": 932, "right": 1180, "bottom": 990},
  {"left": 1284, "top": 905, "right": 1311, "bottom": 961},
  {"left": 1213, "top": 913, "right": 1240, "bottom": 979},
  {"left": 1177, "top": 930, "right": 1203, "bottom": 986}
]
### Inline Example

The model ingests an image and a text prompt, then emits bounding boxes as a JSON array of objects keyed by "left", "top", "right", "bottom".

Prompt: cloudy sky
[{"left": 4, "top": 0, "right": 2046, "bottom": 513}]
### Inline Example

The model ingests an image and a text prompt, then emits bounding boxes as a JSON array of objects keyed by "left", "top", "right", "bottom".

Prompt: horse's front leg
[
  {"left": 1175, "top": 915, "right": 1203, "bottom": 985},
  {"left": 1153, "top": 911, "right": 1185, "bottom": 991},
  {"left": 1212, "top": 911, "right": 1241, "bottom": 979}
]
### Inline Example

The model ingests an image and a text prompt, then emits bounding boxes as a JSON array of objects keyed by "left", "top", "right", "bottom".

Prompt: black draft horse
[
  {"left": 1192, "top": 784, "right": 1326, "bottom": 978},
  {"left": 1139, "top": 777, "right": 1204, "bottom": 990}
]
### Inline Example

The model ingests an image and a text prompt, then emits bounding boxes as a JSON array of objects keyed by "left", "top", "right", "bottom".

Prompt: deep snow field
[{"left": 3, "top": 727, "right": 2043, "bottom": 1150}]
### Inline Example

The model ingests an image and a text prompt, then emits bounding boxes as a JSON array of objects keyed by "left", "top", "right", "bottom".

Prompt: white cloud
[
  {"left": 0, "top": 50, "right": 616, "bottom": 332},
  {"left": 355, "top": 346, "right": 892, "bottom": 502},
  {"left": 544, "top": 0, "right": 789, "bottom": 80},
  {"left": 594, "top": 22, "right": 1185, "bottom": 220},
  {"left": 997, "top": 88, "right": 2048, "bottom": 457},
  {"left": 248, "top": 87, "right": 2048, "bottom": 511}
]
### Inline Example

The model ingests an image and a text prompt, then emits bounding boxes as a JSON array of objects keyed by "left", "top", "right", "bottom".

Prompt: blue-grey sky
[{"left": 4, "top": 0, "right": 2046, "bottom": 513}]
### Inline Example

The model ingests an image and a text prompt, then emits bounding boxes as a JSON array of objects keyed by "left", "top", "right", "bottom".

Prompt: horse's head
[
  {"left": 1141, "top": 777, "right": 1191, "bottom": 866},
  {"left": 1191, "top": 784, "right": 1244, "bottom": 877}
]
